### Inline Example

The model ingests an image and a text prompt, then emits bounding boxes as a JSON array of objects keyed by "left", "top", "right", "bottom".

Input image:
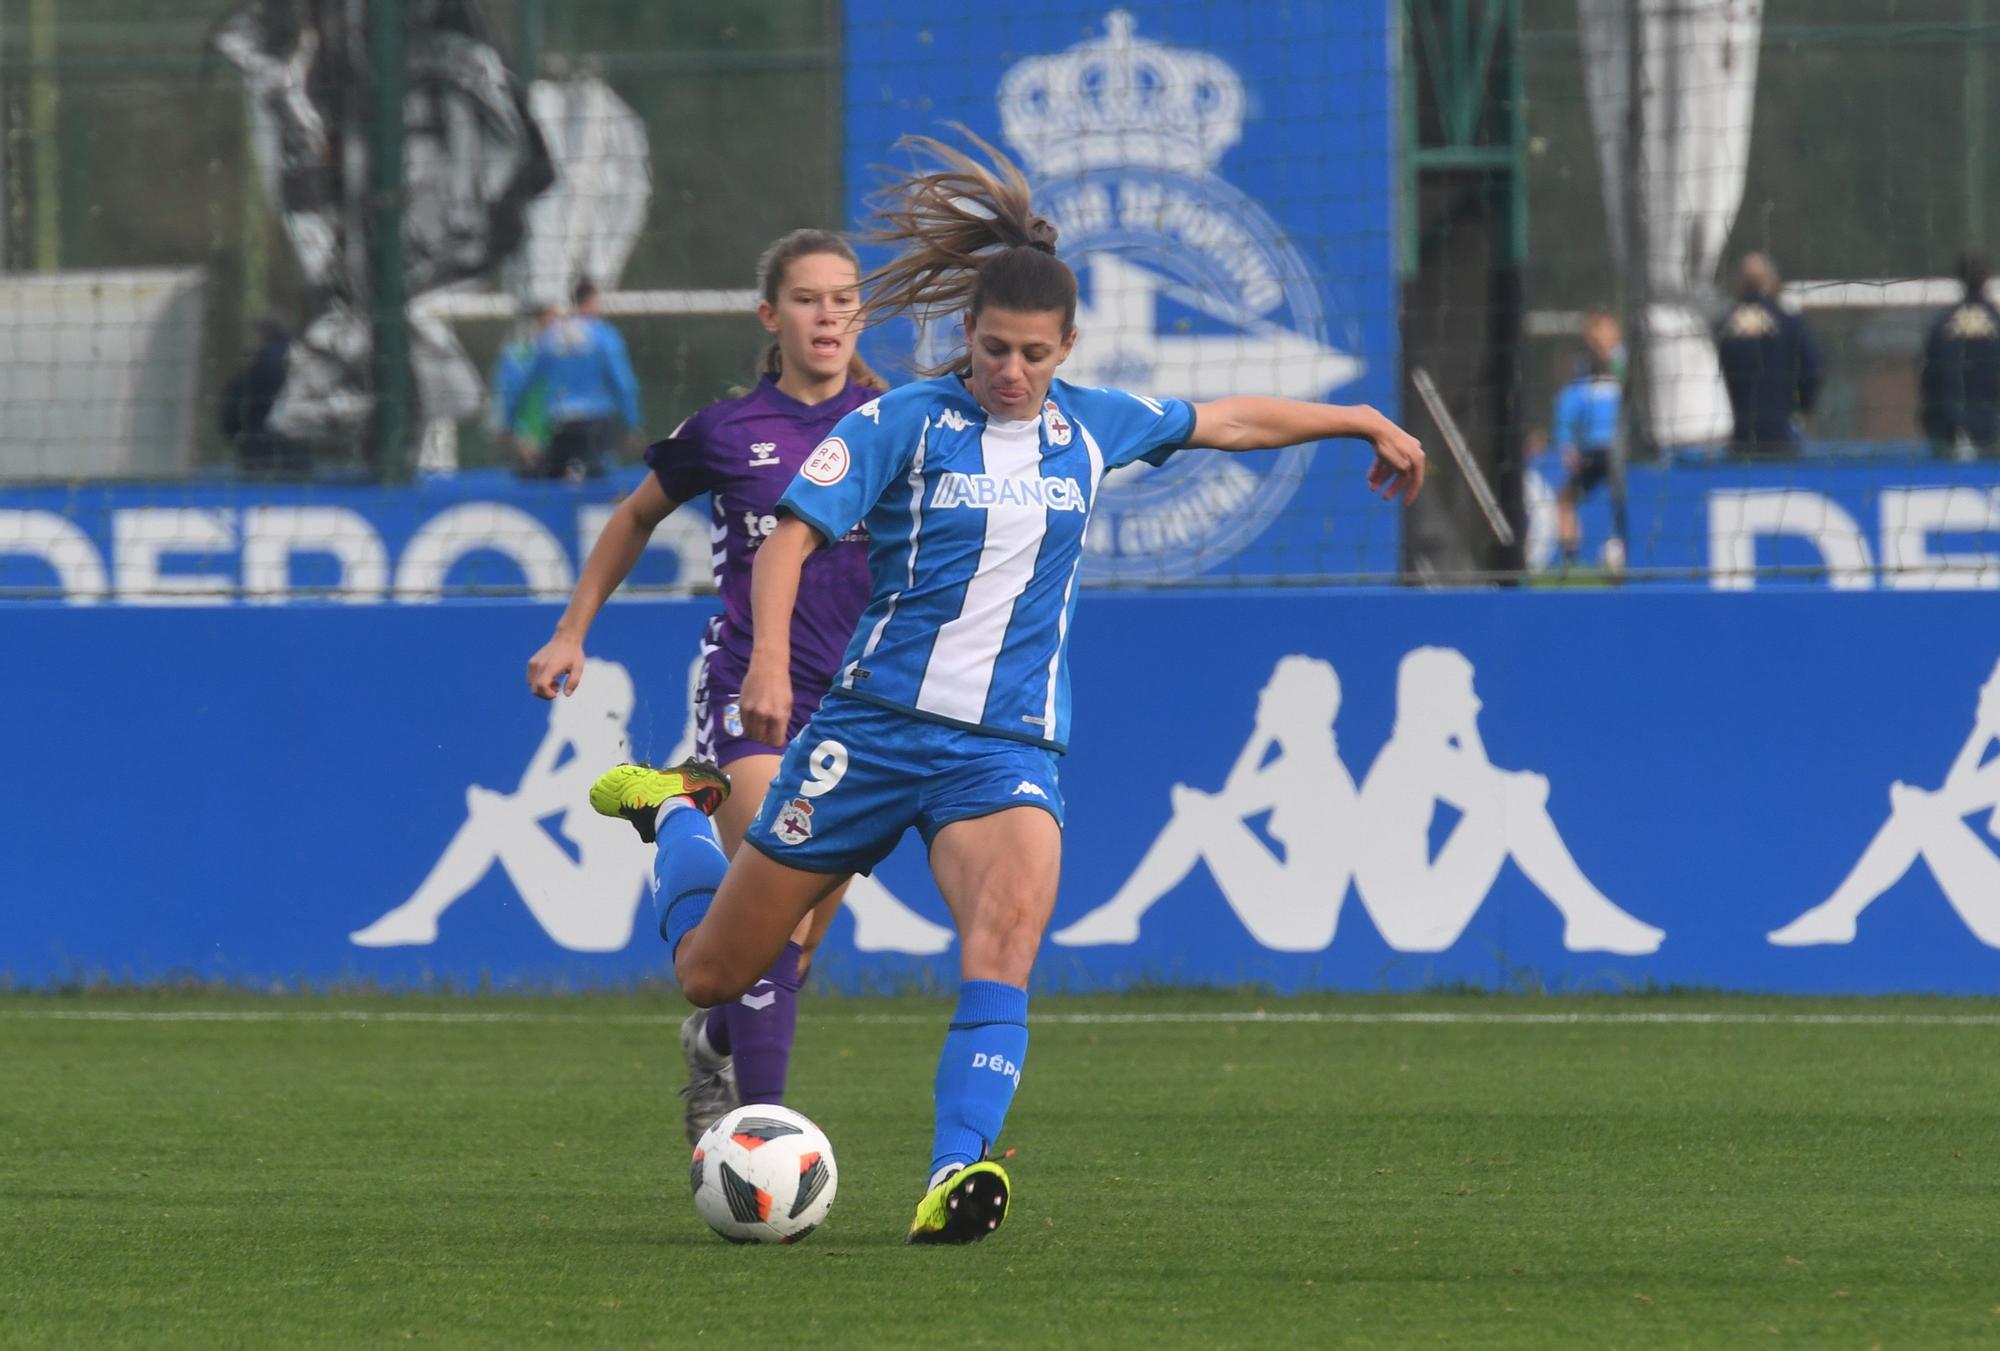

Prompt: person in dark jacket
[
  {"left": 220, "top": 315, "right": 307, "bottom": 474},
  {"left": 1715, "top": 253, "right": 1824, "bottom": 456},
  {"left": 1920, "top": 254, "right": 2000, "bottom": 459}
]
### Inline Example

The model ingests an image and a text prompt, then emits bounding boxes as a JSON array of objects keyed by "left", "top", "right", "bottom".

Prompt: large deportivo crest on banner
[{"left": 994, "top": 11, "right": 1363, "bottom": 581}]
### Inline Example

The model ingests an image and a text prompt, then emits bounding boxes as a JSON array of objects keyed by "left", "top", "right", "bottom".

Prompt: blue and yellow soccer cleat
[
  {"left": 906, "top": 1160, "right": 1010, "bottom": 1245},
  {"left": 589, "top": 759, "right": 731, "bottom": 843}
]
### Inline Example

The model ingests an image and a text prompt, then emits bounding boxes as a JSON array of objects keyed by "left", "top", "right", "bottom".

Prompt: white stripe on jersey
[
  {"left": 1039, "top": 422, "right": 1109, "bottom": 729},
  {"left": 849, "top": 416, "right": 931, "bottom": 686},
  {"left": 915, "top": 417, "right": 1044, "bottom": 724}
]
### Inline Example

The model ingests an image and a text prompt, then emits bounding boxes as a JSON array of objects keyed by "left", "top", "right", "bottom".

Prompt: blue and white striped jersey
[{"left": 778, "top": 374, "right": 1195, "bottom": 751}]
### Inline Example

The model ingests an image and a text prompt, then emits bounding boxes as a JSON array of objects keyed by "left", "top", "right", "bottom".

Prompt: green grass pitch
[{"left": 6, "top": 990, "right": 2000, "bottom": 1348}]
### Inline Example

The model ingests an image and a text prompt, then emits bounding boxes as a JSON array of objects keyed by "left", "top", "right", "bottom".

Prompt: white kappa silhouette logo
[
  {"left": 350, "top": 658, "right": 655, "bottom": 951},
  {"left": 352, "top": 654, "right": 956, "bottom": 956},
  {"left": 1769, "top": 657, "right": 2000, "bottom": 947},
  {"left": 1054, "top": 648, "right": 1665, "bottom": 955}
]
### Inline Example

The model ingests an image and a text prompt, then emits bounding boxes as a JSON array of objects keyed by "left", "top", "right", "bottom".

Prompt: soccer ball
[{"left": 689, "top": 1104, "right": 838, "bottom": 1244}]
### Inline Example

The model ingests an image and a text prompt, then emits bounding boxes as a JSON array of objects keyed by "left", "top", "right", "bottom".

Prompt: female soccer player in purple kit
[
  {"left": 526, "top": 230, "right": 883, "bottom": 1143},
  {"left": 593, "top": 134, "right": 1426, "bottom": 1245}
]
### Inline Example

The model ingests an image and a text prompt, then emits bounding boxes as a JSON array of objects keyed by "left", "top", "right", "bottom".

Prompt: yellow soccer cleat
[
  {"left": 906, "top": 1160, "right": 1010, "bottom": 1245},
  {"left": 589, "top": 759, "right": 731, "bottom": 843}
]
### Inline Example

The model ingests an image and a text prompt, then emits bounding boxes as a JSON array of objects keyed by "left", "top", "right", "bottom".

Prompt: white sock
[{"left": 926, "top": 1163, "right": 965, "bottom": 1192}]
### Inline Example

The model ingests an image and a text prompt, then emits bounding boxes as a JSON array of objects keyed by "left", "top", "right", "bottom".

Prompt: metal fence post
[{"left": 367, "top": 0, "right": 411, "bottom": 481}]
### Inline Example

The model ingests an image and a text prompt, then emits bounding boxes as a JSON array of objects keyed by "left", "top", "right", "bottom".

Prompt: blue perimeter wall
[{"left": 6, "top": 587, "right": 1999, "bottom": 995}]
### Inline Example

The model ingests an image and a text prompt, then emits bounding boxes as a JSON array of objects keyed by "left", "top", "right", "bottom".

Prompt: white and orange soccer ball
[{"left": 689, "top": 1104, "right": 838, "bottom": 1244}]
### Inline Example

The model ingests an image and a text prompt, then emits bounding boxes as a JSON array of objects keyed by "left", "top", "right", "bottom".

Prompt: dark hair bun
[{"left": 1027, "top": 217, "right": 1059, "bottom": 254}]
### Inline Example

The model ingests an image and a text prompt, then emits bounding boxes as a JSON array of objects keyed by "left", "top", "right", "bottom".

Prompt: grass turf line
[{"left": 5, "top": 991, "right": 2000, "bottom": 1348}]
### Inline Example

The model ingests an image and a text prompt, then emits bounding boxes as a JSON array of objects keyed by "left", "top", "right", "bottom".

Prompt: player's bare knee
[{"left": 675, "top": 945, "right": 750, "bottom": 1008}]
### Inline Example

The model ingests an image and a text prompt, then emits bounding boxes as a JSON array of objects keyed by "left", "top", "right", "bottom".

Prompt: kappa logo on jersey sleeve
[
  {"left": 929, "top": 472, "right": 1088, "bottom": 512},
  {"left": 858, "top": 399, "right": 882, "bottom": 422},
  {"left": 801, "top": 437, "right": 849, "bottom": 486}
]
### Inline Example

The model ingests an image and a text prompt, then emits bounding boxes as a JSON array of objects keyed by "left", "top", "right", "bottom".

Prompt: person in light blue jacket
[{"left": 505, "top": 278, "right": 643, "bottom": 479}]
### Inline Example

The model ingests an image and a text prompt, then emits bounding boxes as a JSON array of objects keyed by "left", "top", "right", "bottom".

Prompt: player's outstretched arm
[
  {"left": 1189, "top": 398, "right": 1425, "bottom": 504},
  {"left": 742, "top": 515, "right": 823, "bottom": 745},
  {"left": 527, "top": 474, "right": 679, "bottom": 699}
]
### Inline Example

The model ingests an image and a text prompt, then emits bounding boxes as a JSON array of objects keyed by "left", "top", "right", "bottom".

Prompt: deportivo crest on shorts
[
  {"left": 773, "top": 797, "right": 814, "bottom": 845},
  {"left": 723, "top": 701, "right": 744, "bottom": 738},
  {"left": 1042, "top": 399, "right": 1072, "bottom": 446}
]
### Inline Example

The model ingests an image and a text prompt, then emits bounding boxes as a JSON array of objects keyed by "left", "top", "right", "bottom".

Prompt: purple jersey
[{"left": 646, "top": 375, "right": 876, "bottom": 683}]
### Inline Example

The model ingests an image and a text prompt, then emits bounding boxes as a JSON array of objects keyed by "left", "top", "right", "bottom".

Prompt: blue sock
[
  {"left": 929, "top": 980, "right": 1029, "bottom": 1181},
  {"left": 651, "top": 803, "right": 729, "bottom": 956}
]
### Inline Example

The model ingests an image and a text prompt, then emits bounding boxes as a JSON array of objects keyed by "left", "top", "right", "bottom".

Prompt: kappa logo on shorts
[
  {"left": 723, "top": 700, "right": 744, "bottom": 738},
  {"left": 774, "top": 797, "right": 815, "bottom": 845},
  {"left": 802, "top": 437, "right": 849, "bottom": 486},
  {"left": 1042, "top": 399, "right": 1072, "bottom": 446},
  {"left": 1011, "top": 780, "right": 1049, "bottom": 800}
]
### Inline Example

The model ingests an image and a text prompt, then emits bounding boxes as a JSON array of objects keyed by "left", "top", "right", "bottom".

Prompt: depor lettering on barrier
[
  {"left": 1707, "top": 487, "right": 2000, "bottom": 590},
  {"left": 1769, "top": 657, "right": 2000, "bottom": 947},
  {"left": 0, "top": 501, "right": 709, "bottom": 602},
  {"left": 1055, "top": 648, "right": 1665, "bottom": 955}
]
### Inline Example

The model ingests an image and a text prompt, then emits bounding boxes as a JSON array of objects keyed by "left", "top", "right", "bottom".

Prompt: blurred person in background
[
  {"left": 1545, "top": 310, "right": 1626, "bottom": 570},
  {"left": 504, "top": 277, "right": 643, "bottom": 479},
  {"left": 1715, "top": 252, "right": 1824, "bottom": 456},
  {"left": 220, "top": 314, "right": 308, "bottom": 475},
  {"left": 492, "top": 302, "right": 560, "bottom": 475},
  {"left": 1920, "top": 253, "right": 2000, "bottom": 460}
]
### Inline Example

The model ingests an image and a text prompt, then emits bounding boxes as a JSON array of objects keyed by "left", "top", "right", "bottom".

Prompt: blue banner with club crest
[{"left": 842, "top": 2, "right": 1402, "bottom": 583}]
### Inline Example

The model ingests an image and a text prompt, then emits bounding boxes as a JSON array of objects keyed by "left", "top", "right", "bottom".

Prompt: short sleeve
[
  {"left": 778, "top": 397, "right": 910, "bottom": 545},
  {"left": 645, "top": 410, "right": 714, "bottom": 503},
  {"left": 1071, "top": 386, "right": 1197, "bottom": 470}
]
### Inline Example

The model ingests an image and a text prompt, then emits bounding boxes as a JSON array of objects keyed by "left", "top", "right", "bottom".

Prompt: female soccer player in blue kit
[
  {"left": 528, "top": 230, "right": 884, "bottom": 1144},
  {"left": 592, "top": 134, "right": 1425, "bottom": 1244}
]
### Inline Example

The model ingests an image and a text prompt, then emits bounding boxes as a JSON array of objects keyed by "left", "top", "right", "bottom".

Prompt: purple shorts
[{"left": 693, "top": 641, "right": 833, "bottom": 768}]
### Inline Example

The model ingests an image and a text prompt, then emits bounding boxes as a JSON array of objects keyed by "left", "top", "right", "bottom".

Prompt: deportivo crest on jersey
[
  {"left": 929, "top": 471, "right": 1088, "bottom": 512},
  {"left": 802, "top": 438, "right": 849, "bottom": 485},
  {"left": 774, "top": 797, "right": 814, "bottom": 845},
  {"left": 1042, "top": 399, "right": 1072, "bottom": 445}
]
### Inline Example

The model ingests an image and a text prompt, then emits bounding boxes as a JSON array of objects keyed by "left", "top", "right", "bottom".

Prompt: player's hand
[
  {"left": 741, "top": 660, "right": 793, "bottom": 748},
  {"left": 1363, "top": 410, "right": 1425, "bottom": 505},
  {"left": 527, "top": 633, "right": 586, "bottom": 699}
]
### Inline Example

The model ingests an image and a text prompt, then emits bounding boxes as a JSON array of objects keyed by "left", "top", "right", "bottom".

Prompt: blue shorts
[{"left": 742, "top": 694, "right": 1065, "bottom": 877}]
